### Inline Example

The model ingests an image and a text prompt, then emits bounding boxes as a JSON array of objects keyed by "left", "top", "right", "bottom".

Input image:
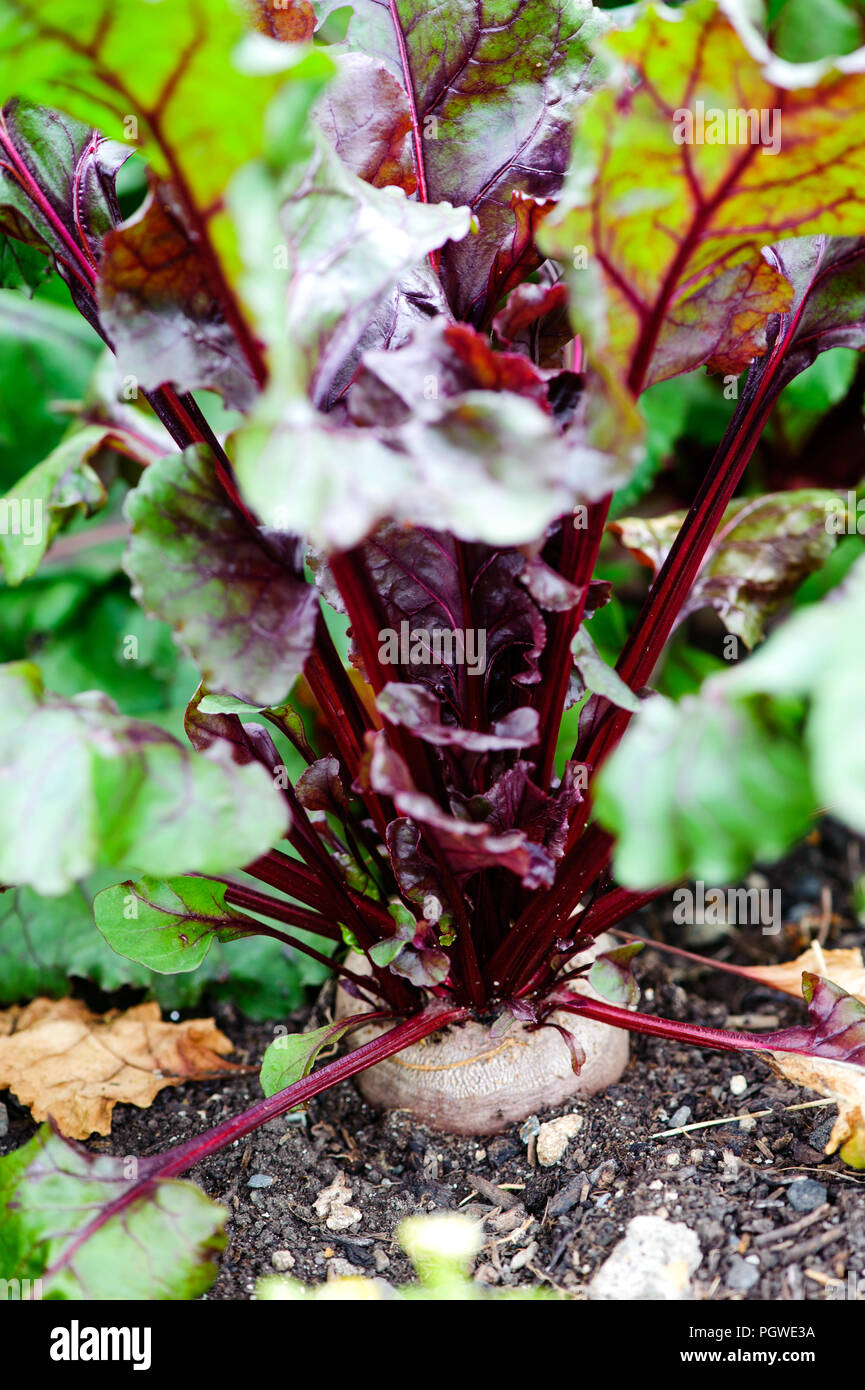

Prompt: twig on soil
[
  {"left": 648, "top": 1097, "right": 835, "bottom": 1138},
  {"left": 751, "top": 1203, "right": 830, "bottom": 1247},
  {"left": 780, "top": 1225, "right": 845, "bottom": 1264}
]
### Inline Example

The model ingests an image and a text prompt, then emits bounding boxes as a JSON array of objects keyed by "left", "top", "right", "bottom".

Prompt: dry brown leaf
[
  {"left": 745, "top": 945, "right": 865, "bottom": 1005},
  {"left": 765, "top": 1049, "right": 865, "bottom": 1168},
  {"left": 0, "top": 996, "right": 241, "bottom": 1138}
]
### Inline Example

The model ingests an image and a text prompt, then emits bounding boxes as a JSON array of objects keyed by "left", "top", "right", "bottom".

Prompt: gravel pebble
[
  {"left": 786, "top": 1178, "right": 827, "bottom": 1213},
  {"left": 247, "top": 1174, "right": 274, "bottom": 1189},
  {"left": 729, "top": 1075, "right": 748, "bottom": 1097},
  {"left": 726, "top": 1255, "right": 760, "bottom": 1292}
]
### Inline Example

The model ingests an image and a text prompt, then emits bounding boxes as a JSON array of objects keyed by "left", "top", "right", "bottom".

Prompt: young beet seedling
[{"left": 1, "top": 0, "right": 865, "bottom": 1298}]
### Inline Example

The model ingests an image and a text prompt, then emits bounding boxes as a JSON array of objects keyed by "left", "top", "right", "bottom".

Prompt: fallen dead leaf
[
  {"left": 746, "top": 945, "right": 865, "bottom": 1005},
  {"left": 765, "top": 1050, "right": 865, "bottom": 1169},
  {"left": 0, "top": 996, "right": 242, "bottom": 1138}
]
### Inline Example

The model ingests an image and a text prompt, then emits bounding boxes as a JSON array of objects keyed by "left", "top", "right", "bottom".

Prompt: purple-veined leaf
[
  {"left": 610, "top": 488, "right": 845, "bottom": 648},
  {"left": 124, "top": 445, "right": 319, "bottom": 706},
  {"left": 541, "top": 0, "right": 865, "bottom": 396},
  {"left": 315, "top": 51, "right": 416, "bottom": 194},
  {"left": 492, "top": 279, "right": 574, "bottom": 369},
  {"left": 316, "top": 0, "right": 614, "bottom": 322},
  {"left": 755, "top": 233, "right": 865, "bottom": 395},
  {"left": 93, "top": 876, "right": 257, "bottom": 975},
  {"left": 296, "top": 754, "right": 351, "bottom": 816},
  {"left": 464, "top": 759, "right": 584, "bottom": 864},
  {"left": 0, "top": 1125, "right": 226, "bottom": 1299},
  {"left": 99, "top": 181, "right": 258, "bottom": 409}
]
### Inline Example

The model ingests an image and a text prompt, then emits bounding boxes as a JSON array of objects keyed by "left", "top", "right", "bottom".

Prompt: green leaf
[
  {"left": 772, "top": 0, "right": 863, "bottom": 61},
  {"left": 597, "top": 553, "right": 865, "bottom": 888},
  {"left": 588, "top": 941, "right": 644, "bottom": 1008},
  {"left": 259, "top": 1017, "right": 360, "bottom": 1098},
  {"left": 124, "top": 445, "right": 319, "bottom": 705},
  {"left": 571, "top": 626, "right": 642, "bottom": 712},
  {"left": 93, "top": 875, "right": 255, "bottom": 974},
  {"left": 0, "top": 290, "right": 101, "bottom": 486},
  {"left": 541, "top": 0, "right": 865, "bottom": 396},
  {"left": 0, "top": 1126, "right": 225, "bottom": 1299},
  {"left": 0, "top": 661, "right": 290, "bottom": 895},
  {"left": 594, "top": 687, "right": 816, "bottom": 888},
  {"left": 0, "top": 426, "right": 116, "bottom": 586},
  {"left": 610, "top": 489, "right": 845, "bottom": 647}
]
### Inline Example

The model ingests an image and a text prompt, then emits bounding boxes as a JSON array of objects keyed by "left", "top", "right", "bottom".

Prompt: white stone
[
  {"left": 589, "top": 1215, "right": 701, "bottom": 1301},
  {"left": 536, "top": 1113, "right": 583, "bottom": 1166},
  {"left": 271, "top": 1249, "right": 296, "bottom": 1272},
  {"left": 729, "top": 1074, "right": 748, "bottom": 1096}
]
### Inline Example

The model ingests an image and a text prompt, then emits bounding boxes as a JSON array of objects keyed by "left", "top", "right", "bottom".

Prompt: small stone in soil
[
  {"left": 671, "top": 1106, "right": 692, "bottom": 1128},
  {"left": 726, "top": 1255, "right": 760, "bottom": 1292},
  {"left": 786, "top": 1178, "right": 827, "bottom": 1213},
  {"left": 271, "top": 1250, "right": 296, "bottom": 1272},
  {"left": 327, "top": 1258, "right": 362, "bottom": 1280},
  {"left": 729, "top": 1075, "right": 748, "bottom": 1097},
  {"left": 247, "top": 1174, "right": 274, "bottom": 1189},
  {"left": 589, "top": 1215, "right": 701, "bottom": 1301}
]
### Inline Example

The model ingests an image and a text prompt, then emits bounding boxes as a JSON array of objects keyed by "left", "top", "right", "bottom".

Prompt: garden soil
[{"left": 2, "top": 819, "right": 864, "bottom": 1301}]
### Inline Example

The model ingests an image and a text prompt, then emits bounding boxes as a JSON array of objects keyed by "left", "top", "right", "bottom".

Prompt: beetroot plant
[{"left": 2, "top": 0, "right": 865, "bottom": 1298}]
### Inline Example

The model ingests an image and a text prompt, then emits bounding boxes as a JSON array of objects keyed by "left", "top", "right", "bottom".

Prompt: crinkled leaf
[
  {"left": 93, "top": 875, "right": 256, "bottom": 975},
  {"left": 348, "top": 318, "right": 553, "bottom": 426},
  {"left": 239, "top": 383, "right": 623, "bottom": 552},
  {"left": 0, "top": 1125, "right": 226, "bottom": 1298},
  {"left": 611, "top": 489, "right": 844, "bottom": 648},
  {"left": 492, "top": 279, "right": 574, "bottom": 369},
  {"left": 0, "top": 661, "right": 290, "bottom": 895},
  {"left": 315, "top": 52, "right": 416, "bottom": 193},
  {"left": 124, "top": 445, "right": 319, "bottom": 705},
  {"left": 369, "top": 732, "right": 555, "bottom": 888},
  {"left": 230, "top": 124, "right": 470, "bottom": 403},
  {"left": 378, "top": 682, "right": 539, "bottom": 752},
  {"left": 541, "top": 0, "right": 865, "bottom": 395},
  {"left": 320, "top": 0, "right": 614, "bottom": 322},
  {"left": 467, "top": 760, "right": 584, "bottom": 864},
  {"left": 98, "top": 181, "right": 258, "bottom": 408}
]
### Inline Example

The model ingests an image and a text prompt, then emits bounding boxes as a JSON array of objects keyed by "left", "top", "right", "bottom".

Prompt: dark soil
[{"left": 2, "top": 819, "right": 865, "bottom": 1300}]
